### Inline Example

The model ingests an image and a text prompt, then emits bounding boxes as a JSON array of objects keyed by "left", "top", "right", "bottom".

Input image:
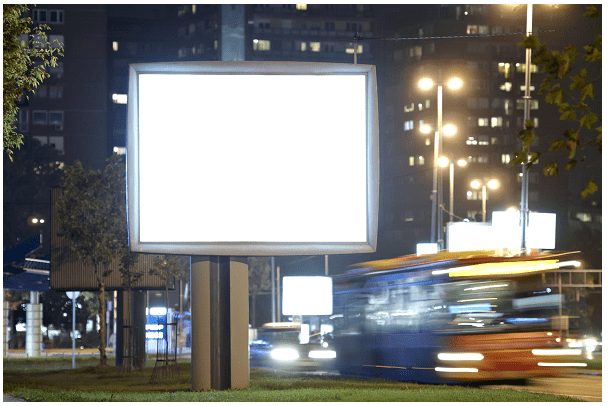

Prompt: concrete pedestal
[
  {"left": 191, "top": 257, "right": 249, "bottom": 391},
  {"left": 26, "top": 292, "right": 43, "bottom": 357}
]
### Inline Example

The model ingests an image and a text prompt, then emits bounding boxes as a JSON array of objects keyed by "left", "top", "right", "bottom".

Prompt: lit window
[
  {"left": 112, "top": 41, "right": 119, "bottom": 51},
  {"left": 516, "top": 99, "right": 539, "bottom": 110},
  {"left": 113, "top": 146, "right": 127, "bottom": 155},
  {"left": 299, "top": 41, "right": 307, "bottom": 52},
  {"left": 253, "top": 39, "right": 271, "bottom": 51},
  {"left": 345, "top": 44, "right": 363, "bottom": 54},
  {"left": 425, "top": 138, "right": 431, "bottom": 146},
  {"left": 417, "top": 103, "right": 423, "bottom": 111},
  {"left": 417, "top": 156, "right": 425, "bottom": 166},
  {"left": 192, "top": 4, "right": 197, "bottom": 14},
  {"left": 497, "top": 62, "right": 511, "bottom": 78},
  {"left": 500, "top": 82, "right": 512, "bottom": 92},
  {"left": 466, "top": 25, "right": 488, "bottom": 35},
  {"left": 309, "top": 42, "right": 321, "bottom": 52},
  {"left": 466, "top": 136, "right": 477, "bottom": 146},
  {"left": 408, "top": 156, "right": 415, "bottom": 166},
  {"left": 515, "top": 63, "right": 538, "bottom": 73},
  {"left": 404, "top": 103, "right": 414, "bottom": 113},
  {"left": 48, "top": 136, "right": 64, "bottom": 154},
  {"left": 425, "top": 99, "right": 431, "bottom": 109},
  {"left": 501, "top": 154, "right": 511, "bottom": 164},
  {"left": 520, "top": 85, "right": 536, "bottom": 92},
  {"left": 296, "top": 4, "right": 307, "bottom": 11},
  {"left": 477, "top": 118, "right": 489, "bottom": 127},
  {"left": 409, "top": 46, "right": 422, "bottom": 59},
  {"left": 112, "top": 93, "right": 128, "bottom": 105},
  {"left": 490, "top": 117, "right": 503, "bottom": 128},
  {"left": 404, "top": 120, "right": 414, "bottom": 131},
  {"left": 576, "top": 212, "right": 592, "bottom": 222},
  {"left": 478, "top": 135, "right": 489, "bottom": 145}
]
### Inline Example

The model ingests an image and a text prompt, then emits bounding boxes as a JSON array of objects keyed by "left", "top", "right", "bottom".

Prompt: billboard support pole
[{"left": 191, "top": 257, "right": 249, "bottom": 391}]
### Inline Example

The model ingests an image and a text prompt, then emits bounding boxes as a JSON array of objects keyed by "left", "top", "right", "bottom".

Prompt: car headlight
[
  {"left": 270, "top": 347, "right": 299, "bottom": 361},
  {"left": 308, "top": 350, "right": 336, "bottom": 359}
]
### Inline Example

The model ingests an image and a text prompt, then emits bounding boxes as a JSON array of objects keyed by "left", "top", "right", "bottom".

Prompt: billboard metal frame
[{"left": 127, "top": 61, "right": 379, "bottom": 256}]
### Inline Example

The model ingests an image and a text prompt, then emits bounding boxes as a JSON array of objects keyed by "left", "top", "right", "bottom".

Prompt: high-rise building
[
  {"left": 19, "top": 5, "right": 109, "bottom": 170},
  {"left": 375, "top": 4, "right": 601, "bottom": 266}
]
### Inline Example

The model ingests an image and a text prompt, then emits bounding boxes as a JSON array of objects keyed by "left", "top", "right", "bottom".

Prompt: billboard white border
[{"left": 127, "top": 61, "right": 379, "bottom": 256}]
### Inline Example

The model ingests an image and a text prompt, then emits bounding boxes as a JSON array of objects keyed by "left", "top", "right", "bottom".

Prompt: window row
[
  {"left": 31, "top": 110, "right": 65, "bottom": 130},
  {"left": 32, "top": 9, "right": 64, "bottom": 24},
  {"left": 33, "top": 85, "right": 63, "bottom": 99},
  {"left": 252, "top": 18, "right": 370, "bottom": 33},
  {"left": 33, "top": 135, "right": 64, "bottom": 154},
  {"left": 404, "top": 100, "right": 431, "bottom": 113},
  {"left": 252, "top": 39, "right": 364, "bottom": 54}
]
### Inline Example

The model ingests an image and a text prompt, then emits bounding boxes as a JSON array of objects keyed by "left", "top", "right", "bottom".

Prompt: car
[{"left": 249, "top": 322, "right": 336, "bottom": 371}]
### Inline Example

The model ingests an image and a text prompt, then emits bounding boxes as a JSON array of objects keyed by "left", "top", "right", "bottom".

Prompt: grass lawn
[{"left": 3, "top": 357, "right": 580, "bottom": 402}]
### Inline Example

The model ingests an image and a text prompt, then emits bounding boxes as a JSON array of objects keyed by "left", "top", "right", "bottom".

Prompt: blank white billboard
[
  {"left": 282, "top": 276, "right": 333, "bottom": 316},
  {"left": 127, "top": 62, "right": 378, "bottom": 255}
]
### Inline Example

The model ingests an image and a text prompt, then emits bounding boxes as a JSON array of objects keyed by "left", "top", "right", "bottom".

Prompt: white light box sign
[
  {"left": 128, "top": 62, "right": 378, "bottom": 256},
  {"left": 446, "top": 221, "right": 496, "bottom": 252},
  {"left": 282, "top": 276, "right": 333, "bottom": 316},
  {"left": 492, "top": 211, "right": 556, "bottom": 249}
]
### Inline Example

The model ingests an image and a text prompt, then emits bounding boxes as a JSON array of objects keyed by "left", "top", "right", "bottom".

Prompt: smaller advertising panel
[{"left": 282, "top": 276, "right": 333, "bottom": 316}]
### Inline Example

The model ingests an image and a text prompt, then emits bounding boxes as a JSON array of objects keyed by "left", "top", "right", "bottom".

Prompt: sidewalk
[{"left": 4, "top": 348, "right": 106, "bottom": 358}]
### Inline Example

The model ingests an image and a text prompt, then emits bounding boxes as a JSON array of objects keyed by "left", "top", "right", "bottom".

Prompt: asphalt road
[{"left": 482, "top": 371, "right": 602, "bottom": 402}]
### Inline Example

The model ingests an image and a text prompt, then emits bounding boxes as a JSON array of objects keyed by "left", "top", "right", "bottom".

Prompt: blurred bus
[{"left": 331, "top": 250, "right": 588, "bottom": 383}]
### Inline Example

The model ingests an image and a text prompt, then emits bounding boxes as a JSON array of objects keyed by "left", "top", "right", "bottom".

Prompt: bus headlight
[
  {"left": 437, "top": 352, "right": 484, "bottom": 361},
  {"left": 308, "top": 350, "right": 336, "bottom": 359},
  {"left": 270, "top": 347, "right": 299, "bottom": 361},
  {"left": 531, "top": 349, "right": 582, "bottom": 356}
]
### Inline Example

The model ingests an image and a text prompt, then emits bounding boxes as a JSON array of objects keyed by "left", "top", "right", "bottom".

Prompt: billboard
[{"left": 127, "top": 62, "right": 379, "bottom": 256}]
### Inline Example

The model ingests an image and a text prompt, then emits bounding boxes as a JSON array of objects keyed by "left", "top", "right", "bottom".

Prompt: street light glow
[
  {"left": 470, "top": 179, "right": 482, "bottom": 190},
  {"left": 438, "top": 156, "right": 450, "bottom": 168},
  {"left": 446, "top": 76, "right": 464, "bottom": 91},
  {"left": 442, "top": 123, "right": 458, "bottom": 137},
  {"left": 418, "top": 77, "right": 434, "bottom": 91},
  {"left": 420, "top": 123, "right": 433, "bottom": 134},
  {"left": 487, "top": 179, "right": 500, "bottom": 190},
  {"left": 456, "top": 158, "right": 468, "bottom": 168}
]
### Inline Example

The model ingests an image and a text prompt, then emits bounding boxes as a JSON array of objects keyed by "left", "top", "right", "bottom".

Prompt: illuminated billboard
[
  {"left": 282, "top": 276, "right": 333, "bottom": 316},
  {"left": 127, "top": 62, "right": 378, "bottom": 256}
]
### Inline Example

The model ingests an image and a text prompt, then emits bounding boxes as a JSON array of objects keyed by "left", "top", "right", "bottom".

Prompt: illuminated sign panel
[
  {"left": 282, "top": 276, "right": 333, "bottom": 316},
  {"left": 128, "top": 62, "right": 378, "bottom": 256}
]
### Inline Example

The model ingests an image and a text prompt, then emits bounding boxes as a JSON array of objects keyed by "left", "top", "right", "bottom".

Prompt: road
[{"left": 482, "top": 371, "right": 602, "bottom": 402}]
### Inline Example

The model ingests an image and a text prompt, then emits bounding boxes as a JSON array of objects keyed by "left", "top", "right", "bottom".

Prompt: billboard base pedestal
[{"left": 191, "top": 256, "right": 249, "bottom": 391}]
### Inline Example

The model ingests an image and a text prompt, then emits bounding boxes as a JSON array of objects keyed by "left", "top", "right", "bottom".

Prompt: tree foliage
[
  {"left": 3, "top": 4, "right": 63, "bottom": 161},
  {"left": 56, "top": 154, "right": 127, "bottom": 366},
  {"left": 514, "top": 5, "right": 601, "bottom": 198}
]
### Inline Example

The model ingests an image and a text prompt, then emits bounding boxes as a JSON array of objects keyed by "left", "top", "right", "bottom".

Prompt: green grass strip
[{"left": 3, "top": 359, "right": 580, "bottom": 402}]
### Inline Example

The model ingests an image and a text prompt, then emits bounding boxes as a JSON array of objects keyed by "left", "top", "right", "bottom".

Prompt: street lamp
[
  {"left": 417, "top": 75, "right": 463, "bottom": 248},
  {"left": 470, "top": 178, "right": 500, "bottom": 222},
  {"left": 520, "top": 3, "right": 533, "bottom": 252},
  {"left": 439, "top": 157, "right": 468, "bottom": 222}
]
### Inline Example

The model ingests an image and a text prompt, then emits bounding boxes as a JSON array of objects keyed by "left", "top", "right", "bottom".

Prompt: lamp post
[
  {"left": 470, "top": 178, "right": 500, "bottom": 222},
  {"left": 418, "top": 75, "right": 463, "bottom": 248},
  {"left": 520, "top": 3, "right": 533, "bottom": 252},
  {"left": 439, "top": 157, "right": 468, "bottom": 222}
]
